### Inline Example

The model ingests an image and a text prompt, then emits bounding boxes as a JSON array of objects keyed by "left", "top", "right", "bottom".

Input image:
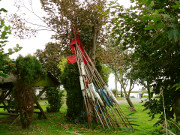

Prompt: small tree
[
  {"left": 105, "top": 38, "right": 136, "bottom": 111},
  {"left": 14, "top": 55, "right": 45, "bottom": 129},
  {"left": 46, "top": 87, "right": 64, "bottom": 112},
  {"left": 116, "top": 71, "right": 136, "bottom": 112},
  {"left": 59, "top": 62, "right": 84, "bottom": 120}
]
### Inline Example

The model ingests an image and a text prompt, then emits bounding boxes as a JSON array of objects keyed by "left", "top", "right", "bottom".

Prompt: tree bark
[
  {"left": 147, "top": 82, "right": 151, "bottom": 101},
  {"left": 115, "top": 74, "right": 118, "bottom": 97},
  {"left": 125, "top": 96, "right": 135, "bottom": 108},
  {"left": 122, "top": 85, "right": 136, "bottom": 112},
  {"left": 124, "top": 90, "right": 136, "bottom": 112},
  {"left": 115, "top": 74, "right": 136, "bottom": 111},
  {"left": 175, "top": 94, "right": 180, "bottom": 123},
  {"left": 120, "top": 87, "right": 123, "bottom": 97}
]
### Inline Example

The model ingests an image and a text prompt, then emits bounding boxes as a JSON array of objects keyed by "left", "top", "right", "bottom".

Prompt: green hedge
[
  {"left": 46, "top": 87, "right": 64, "bottom": 112},
  {"left": 60, "top": 63, "right": 84, "bottom": 120}
]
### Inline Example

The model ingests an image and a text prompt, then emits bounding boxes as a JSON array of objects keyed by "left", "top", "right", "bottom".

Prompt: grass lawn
[{"left": 0, "top": 100, "right": 161, "bottom": 135}]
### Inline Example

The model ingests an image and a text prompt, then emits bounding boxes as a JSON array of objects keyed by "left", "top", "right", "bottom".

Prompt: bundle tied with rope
[{"left": 67, "top": 28, "right": 134, "bottom": 131}]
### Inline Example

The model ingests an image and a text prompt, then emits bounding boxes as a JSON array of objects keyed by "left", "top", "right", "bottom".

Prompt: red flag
[
  {"left": 67, "top": 29, "right": 89, "bottom": 65},
  {"left": 73, "top": 29, "right": 76, "bottom": 35},
  {"left": 67, "top": 55, "right": 77, "bottom": 64},
  {"left": 70, "top": 39, "right": 76, "bottom": 47}
]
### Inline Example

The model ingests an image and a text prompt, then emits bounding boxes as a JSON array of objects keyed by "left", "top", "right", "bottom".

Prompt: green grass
[{"left": 0, "top": 101, "right": 161, "bottom": 135}]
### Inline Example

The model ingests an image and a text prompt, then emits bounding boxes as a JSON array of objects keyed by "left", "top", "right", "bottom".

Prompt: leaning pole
[{"left": 67, "top": 29, "right": 134, "bottom": 131}]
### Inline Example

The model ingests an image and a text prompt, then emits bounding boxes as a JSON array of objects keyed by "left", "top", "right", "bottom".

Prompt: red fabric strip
[{"left": 67, "top": 55, "right": 77, "bottom": 64}]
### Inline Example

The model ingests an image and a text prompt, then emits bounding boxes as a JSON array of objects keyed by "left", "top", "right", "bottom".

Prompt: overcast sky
[
  {"left": 0, "top": 0, "right": 141, "bottom": 91},
  {"left": 1, "top": 0, "right": 54, "bottom": 59},
  {"left": 1, "top": 0, "right": 134, "bottom": 59}
]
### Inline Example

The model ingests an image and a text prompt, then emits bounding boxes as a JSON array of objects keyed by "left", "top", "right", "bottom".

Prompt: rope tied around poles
[{"left": 67, "top": 28, "right": 134, "bottom": 132}]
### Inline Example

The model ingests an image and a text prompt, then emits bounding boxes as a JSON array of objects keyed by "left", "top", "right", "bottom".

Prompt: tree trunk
[
  {"left": 120, "top": 87, "right": 123, "bottom": 97},
  {"left": 123, "top": 89, "right": 136, "bottom": 112},
  {"left": 145, "top": 81, "right": 152, "bottom": 101},
  {"left": 116, "top": 74, "right": 136, "bottom": 111},
  {"left": 147, "top": 83, "right": 151, "bottom": 101},
  {"left": 175, "top": 95, "right": 180, "bottom": 123},
  {"left": 115, "top": 75, "right": 118, "bottom": 97},
  {"left": 125, "top": 96, "right": 135, "bottom": 108},
  {"left": 125, "top": 95, "right": 136, "bottom": 112}
]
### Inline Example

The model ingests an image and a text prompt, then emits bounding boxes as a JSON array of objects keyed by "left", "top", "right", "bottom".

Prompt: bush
[
  {"left": 166, "top": 118, "right": 180, "bottom": 135},
  {"left": 60, "top": 63, "right": 84, "bottom": 120},
  {"left": 142, "top": 95, "right": 148, "bottom": 98},
  {"left": 46, "top": 87, "right": 64, "bottom": 112}
]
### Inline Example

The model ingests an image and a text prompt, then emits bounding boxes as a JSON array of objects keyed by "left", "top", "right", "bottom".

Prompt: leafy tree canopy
[
  {"left": 15, "top": 55, "right": 45, "bottom": 86},
  {"left": 36, "top": 42, "right": 61, "bottom": 80},
  {"left": 110, "top": 0, "right": 180, "bottom": 124},
  {"left": 39, "top": 0, "right": 109, "bottom": 60},
  {"left": 35, "top": 0, "right": 110, "bottom": 81}
]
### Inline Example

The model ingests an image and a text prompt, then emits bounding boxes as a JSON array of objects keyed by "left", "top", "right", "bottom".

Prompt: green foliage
[
  {"left": 40, "top": 0, "right": 108, "bottom": 57},
  {"left": 59, "top": 62, "right": 84, "bottom": 120},
  {"left": 46, "top": 87, "right": 64, "bottom": 112},
  {"left": 33, "top": 75, "right": 59, "bottom": 87},
  {"left": 142, "top": 95, "right": 148, "bottom": 98},
  {"left": 0, "top": 8, "right": 7, "bottom": 12},
  {"left": 165, "top": 118, "right": 180, "bottom": 135},
  {"left": 7, "top": 87, "right": 18, "bottom": 111},
  {"left": 58, "top": 58, "right": 110, "bottom": 120},
  {"left": 173, "top": 83, "right": 180, "bottom": 91},
  {"left": 14, "top": 55, "right": 45, "bottom": 129},
  {"left": 110, "top": 0, "right": 180, "bottom": 125},
  {"left": 36, "top": 42, "right": 61, "bottom": 80},
  {"left": 111, "top": 89, "right": 117, "bottom": 96},
  {"left": 15, "top": 55, "right": 45, "bottom": 86},
  {"left": 95, "top": 60, "right": 110, "bottom": 84},
  {"left": 0, "top": 9, "right": 22, "bottom": 79},
  {"left": 57, "top": 56, "right": 67, "bottom": 73}
]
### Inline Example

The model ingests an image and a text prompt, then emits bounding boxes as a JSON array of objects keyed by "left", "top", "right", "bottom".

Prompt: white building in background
[{"left": 34, "top": 87, "right": 47, "bottom": 99}]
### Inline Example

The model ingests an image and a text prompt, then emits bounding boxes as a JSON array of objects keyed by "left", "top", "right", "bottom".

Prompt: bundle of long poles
[{"left": 74, "top": 39, "right": 134, "bottom": 131}]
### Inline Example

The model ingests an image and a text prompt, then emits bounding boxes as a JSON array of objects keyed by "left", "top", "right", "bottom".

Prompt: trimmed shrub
[
  {"left": 46, "top": 87, "right": 64, "bottom": 112},
  {"left": 60, "top": 63, "right": 84, "bottom": 120}
]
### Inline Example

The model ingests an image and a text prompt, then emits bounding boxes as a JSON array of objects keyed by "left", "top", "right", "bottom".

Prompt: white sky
[
  {"left": 0, "top": 0, "right": 141, "bottom": 91},
  {"left": 1, "top": 0, "right": 134, "bottom": 59},
  {"left": 1, "top": 0, "right": 54, "bottom": 59}
]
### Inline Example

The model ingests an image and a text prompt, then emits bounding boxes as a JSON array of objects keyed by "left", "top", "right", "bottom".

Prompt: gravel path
[{"left": 118, "top": 98, "right": 148, "bottom": 104}]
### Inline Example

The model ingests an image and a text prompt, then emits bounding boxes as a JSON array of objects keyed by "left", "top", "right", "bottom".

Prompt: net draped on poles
[{"left": 67, "top": 30, "right": 134, "bottom": 131}]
